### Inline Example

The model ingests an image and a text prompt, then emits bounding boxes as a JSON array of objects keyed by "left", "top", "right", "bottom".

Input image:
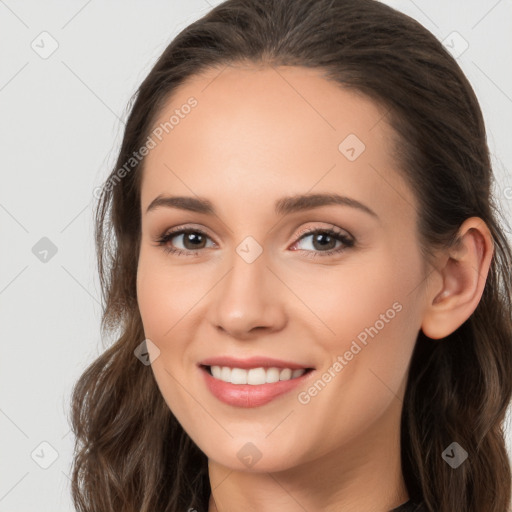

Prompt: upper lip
[{"left": 199, "top": 356, "right": 314, "bottom": 370}]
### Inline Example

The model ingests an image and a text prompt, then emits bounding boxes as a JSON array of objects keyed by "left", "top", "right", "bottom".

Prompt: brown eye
[
  {"left": 156, "top": 228, "right": 215, "bottom": 255},
  {"left": 307, "top": 232, "right": 338, "bottom": 251},
  {"left": 291, "top": 228, "right": 355, "bottom": 257},
  {"left": 178, "top": 231, "right": 208, "bottom": 250}
]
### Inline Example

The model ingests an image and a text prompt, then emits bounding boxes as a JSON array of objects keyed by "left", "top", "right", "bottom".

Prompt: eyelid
[
  {"left": 159, "top": 223, "right": 218, "bottom": 242},
  {"left": 155, "top": 221, "right": 355, "bottom": 257},
  {"left": 157, "top": 222, "right": 352, "bottom": 245},
  {"left": 292, "top": 223, "right": 353, "bottom": 242}
]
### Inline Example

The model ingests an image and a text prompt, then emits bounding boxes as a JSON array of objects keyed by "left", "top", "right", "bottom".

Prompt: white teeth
[
  {"left": 230, "top": 368, "right": 247, "bottom": 384},
  {"left": 209, "top": 366, "right": 307, "bottom": 385}
]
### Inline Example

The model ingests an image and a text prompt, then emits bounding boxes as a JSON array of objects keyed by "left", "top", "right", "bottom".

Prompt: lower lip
[{"left": 200, "top": 366, "right": 314, "bottom": 408}]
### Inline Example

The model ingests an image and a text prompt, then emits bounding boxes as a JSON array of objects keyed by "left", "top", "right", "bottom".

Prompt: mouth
[
  {"left": 198, "top": 363, "right": 316, "bottom": 408},
  {"left": 200, "top": 364, "right": 315, "bottom": 385}
]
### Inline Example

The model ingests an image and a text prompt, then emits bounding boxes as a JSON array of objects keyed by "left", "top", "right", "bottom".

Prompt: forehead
[{"left": 140, "top": 65, "right": 416, "bottom": 225}]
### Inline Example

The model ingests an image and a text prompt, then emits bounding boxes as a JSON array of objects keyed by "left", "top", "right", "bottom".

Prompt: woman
[{"left": 70, "top": 0, "right": 512, "bottom": 510}]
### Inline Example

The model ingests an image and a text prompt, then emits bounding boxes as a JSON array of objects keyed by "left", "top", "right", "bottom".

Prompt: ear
[{"left": 421, "top": 217, "right": 494, "bottom": 340}]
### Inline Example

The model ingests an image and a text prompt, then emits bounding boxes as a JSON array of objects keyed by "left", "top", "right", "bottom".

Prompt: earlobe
[{"left": 421, "top": 217, "right": 494, "bottom": 340}]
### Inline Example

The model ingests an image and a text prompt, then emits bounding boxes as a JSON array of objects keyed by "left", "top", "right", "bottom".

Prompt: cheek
[
  {"left": 323, "top": 240, "right": 422, "bottom": 337},
  {"left": 302, "top": 292, "right": 417, "bottom": 449},
  {"left": 136, "top": 251, "right": 207, "bottom": 396},
  {"left": 304, "top": 250, "right": 421, "bottom": 394},
  {"left": 136, "top": 256, "right": 196, "bottom": 418},
  {"left": 297, "top": 254, "right": 405, "bottom": 342},
  {"left": 136, "top": 265, "right": 170, "bottom": 339},
  {"left": 136, "top": 250, "right": 200, "bottom": 338}
]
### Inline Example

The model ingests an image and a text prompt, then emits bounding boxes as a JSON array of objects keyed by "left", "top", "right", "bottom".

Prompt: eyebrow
[{"left": 145, "top": 193, "right": 378, "bottom": 218}]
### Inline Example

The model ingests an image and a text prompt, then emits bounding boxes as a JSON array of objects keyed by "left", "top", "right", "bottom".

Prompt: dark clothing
[
  {"left": 391, "top": 499, "right": 427, "bottom": 511},
  {"left": 390, "top": 500, "right": 427, "bottom": 511}
]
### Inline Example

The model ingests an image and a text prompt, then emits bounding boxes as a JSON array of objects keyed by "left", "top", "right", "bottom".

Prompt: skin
[{"left": 136, "top": 64, "right": 493, "bottom": 512}]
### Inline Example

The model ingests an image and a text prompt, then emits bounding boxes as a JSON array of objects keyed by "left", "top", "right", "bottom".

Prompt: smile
[
  {"left": 205, "top": 365, "right": 309, "bottom": 385},
  {"left": 199, "top": 365, "right": 315, "bottom": 408}
]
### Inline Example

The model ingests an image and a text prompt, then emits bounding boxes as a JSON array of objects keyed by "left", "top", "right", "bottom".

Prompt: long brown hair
[{"left": 69, "top": 0, "right": 512, "bottom": 510}]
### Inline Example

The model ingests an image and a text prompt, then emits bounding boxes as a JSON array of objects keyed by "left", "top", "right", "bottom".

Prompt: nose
[{"left": 208, "top": 250, "right": 287, "bottom": 340}]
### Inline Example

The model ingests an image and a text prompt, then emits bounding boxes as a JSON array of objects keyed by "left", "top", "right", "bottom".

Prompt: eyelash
[{"left": 154, "top": 225, "right": 355, "bottom": 259}]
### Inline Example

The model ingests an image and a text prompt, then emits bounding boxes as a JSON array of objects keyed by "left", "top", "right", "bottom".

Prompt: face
[{"left": 136, "top": 64, "right": 429, "bottom": 472}]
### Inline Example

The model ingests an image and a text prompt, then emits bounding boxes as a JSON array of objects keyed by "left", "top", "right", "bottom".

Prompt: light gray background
[{"left": 1, "top": 1, "right": 511, "bottom": 510}]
